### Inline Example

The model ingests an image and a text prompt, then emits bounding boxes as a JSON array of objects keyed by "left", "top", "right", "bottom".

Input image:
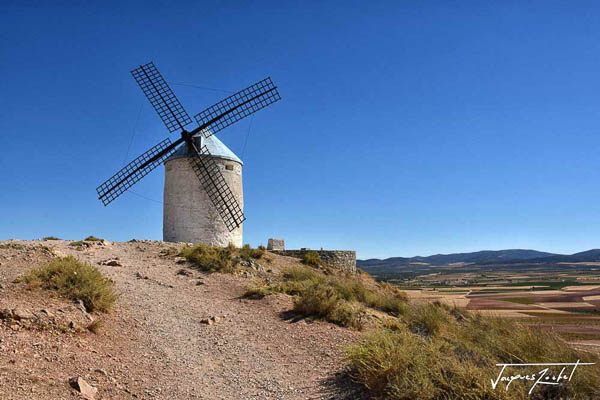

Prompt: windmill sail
[
  {"left": 194, "top": 77, "right": 280, "bottom": 138},
  {"left": 98, "top": 62, "right": 280, "bottom": 233},
  {"left": 96, "top": 138, "right": 183, "bottom": 206},
  {"left": 131, "top": 62, "right": 193, "bottom": 133},
  {"left": 187, "top": 142, "right": 245, "bottom": 231}
]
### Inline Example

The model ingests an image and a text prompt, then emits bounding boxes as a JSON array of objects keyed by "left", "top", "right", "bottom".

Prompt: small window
[{"left": 225, "top": 164, "right": 234, "bottom": 171}]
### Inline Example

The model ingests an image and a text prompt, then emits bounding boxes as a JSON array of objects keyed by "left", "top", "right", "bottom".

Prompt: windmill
[{"left": 96, "top": 62, "right": 281, "bottom": 244}]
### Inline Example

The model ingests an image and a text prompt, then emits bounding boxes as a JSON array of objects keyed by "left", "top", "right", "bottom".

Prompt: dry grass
[
  {"left": 244, "top": 263, "right": 406, "bottom": 328},
  {"left": 84, "top": 235, "right": 103, "bottom": 242},
  {"left": 302, "top": 251, "right": 321, "bottom": 267},
  {"left": 87, "top": 319, "right": 104, "bottom": 334},
  {"left": 239, "top": 244, "right": 265, "bottom": 261},
  {"left": 179, "top": 244, "right": 235, "bottom": 273},
  {"left": 346, "top": 302, "right": 600, "bottom": 400},
  {"left": 21, "top": 256, "right": 117, "bottom": 312}
]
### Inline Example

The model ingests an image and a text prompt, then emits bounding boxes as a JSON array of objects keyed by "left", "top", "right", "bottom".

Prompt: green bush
[
  {"left": 69, "top": 240, "right": 86, "bottom": 247},
  {"left": 179, "top": 244, "right": 234, "bottom": 273},
  {"left": 84, "top": 235, "right": 103, "bottom": 242},
  {"left": 22, "top": 256, "right": 117, "bottom": 312},
  {"left": 302, "top": 251, "right": 321, "bottom": 266},
  {"left": 406, "top": 302, "right": 449, "bottom": 336},
  {"left": 242, "top": 286, "right": 275, "bottom": 299},
  {"left": 346, "top": 304, "right": 600, "bottom": 400},
  {"left": 293, "top": 283, "right": 363, "bottom": 329},
  {"left": 42, "top": 236, "right": 60, "bottom": 240},
  {"left": 239, "top": 244, "right": 265, "bottom": 261}
]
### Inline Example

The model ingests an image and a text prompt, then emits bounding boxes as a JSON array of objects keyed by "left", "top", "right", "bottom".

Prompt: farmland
[{"left": 365, "top": 262, "right": 600, "bottom": 346}]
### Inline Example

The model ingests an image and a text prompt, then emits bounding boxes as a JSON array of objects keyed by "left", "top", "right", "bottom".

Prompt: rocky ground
[{"left": 0, "top": 239, "right": 365, "bottom": 399}]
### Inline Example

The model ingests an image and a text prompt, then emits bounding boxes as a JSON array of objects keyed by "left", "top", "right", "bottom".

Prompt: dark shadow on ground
[{"left": 318, "top": 369, "right": 370, "bottom": 400}]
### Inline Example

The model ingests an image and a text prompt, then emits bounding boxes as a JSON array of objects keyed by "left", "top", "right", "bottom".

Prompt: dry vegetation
[
  {"left": 235, "top": 250, "right": 600, "bottom": 399},
  {"left": 245, "top": 261, "right": 408, "bottom": 329},
  {"left": 3, "top": 241, "right": 599, "bottom": 399},
  {"left": 347, "top": 302, "right": 600, "bottom": 399},
  {"left": 21, "top": 256, "right": 117, "bottom": 312}
]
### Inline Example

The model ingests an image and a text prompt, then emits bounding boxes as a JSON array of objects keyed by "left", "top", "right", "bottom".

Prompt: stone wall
[
  {"left": 267, "top": 238, "right": 285, "bottom": 251},
  {"left": 271, "top": 250, "right": 356, "bottom": 273}
]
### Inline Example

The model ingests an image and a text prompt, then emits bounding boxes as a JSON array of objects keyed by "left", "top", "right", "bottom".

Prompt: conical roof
[{"left": 166, "top": 134, "right": 242, "bottom": 165}]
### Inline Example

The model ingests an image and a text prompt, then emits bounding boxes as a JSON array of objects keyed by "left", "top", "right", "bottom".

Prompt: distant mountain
[
  {"left": 359, "top": 249, "right": 566, "bottom": 269},
  {"left": 522, "top": 249, "right": 600, "bottom": 264}
]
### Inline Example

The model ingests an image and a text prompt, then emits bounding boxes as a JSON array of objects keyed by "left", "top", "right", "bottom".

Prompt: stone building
[
  {"left": 163, "top": 134, "right": 243, "bottom": 247},
  {"left": 267, "top": 238, "right": 285, "bottom": 251}
]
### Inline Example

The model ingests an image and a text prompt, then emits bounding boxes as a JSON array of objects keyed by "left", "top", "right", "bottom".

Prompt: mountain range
[{"left": 358, "top": 249, "right": 600, "bottom": 269}]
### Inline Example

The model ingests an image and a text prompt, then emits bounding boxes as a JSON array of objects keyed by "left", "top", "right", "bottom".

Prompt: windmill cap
[{"left": 166, "top": 134, "right": 243, "bottom": 165}]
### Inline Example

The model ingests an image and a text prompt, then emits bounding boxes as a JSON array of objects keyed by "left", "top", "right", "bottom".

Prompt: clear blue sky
[{"left": 1, "top": 1, "right": 599, "bottom": 259}]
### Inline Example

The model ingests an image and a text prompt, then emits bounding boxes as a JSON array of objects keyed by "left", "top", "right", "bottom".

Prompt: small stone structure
[
  {"left": 271, "top": 249, "right": 357, "bottom": 273},
  {"left": 267, "top": 238, "right": 285, "bottom": 251}
]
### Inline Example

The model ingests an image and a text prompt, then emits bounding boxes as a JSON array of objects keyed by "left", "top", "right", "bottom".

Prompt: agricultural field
[{"left": 369, "top": 263, "right": 600, "bottom": 347}]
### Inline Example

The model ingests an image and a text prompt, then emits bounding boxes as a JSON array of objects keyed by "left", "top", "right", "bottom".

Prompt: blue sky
[{"left": 1, "top": 1, "right": 599, "bottom": 259}]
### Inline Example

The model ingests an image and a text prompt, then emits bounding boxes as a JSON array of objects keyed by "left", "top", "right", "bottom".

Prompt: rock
[
  {"left": 40, "top": 309, "right": 54, "bottom": 318},
  {"left": 200, "top": 318, "right": 213, "bottom": 325},
  {"left": 210, "top": 316, "right": 221, "bottom": 324},
  {"left": 69, "top": 376, "right": 97, "bottom": 399},
  {"left": 94, "top": 368, "right": 108, "bottom": 376},
  {"left": 76, "top": 299, "right": 87, "bottom": 313},
  {"left": 51, "top": 249, "right": 67, "bottom": 258},
  {"left": 196, "top": 280, "right": 205, "bottom": 286},
  {"left": 76, "top": 300, "right": 93, "bottom": 320},
  {"left": 176, "top": 269, "right": 192, "bottom": 277},
  {"left": 102, "top": 259, "right": 122, "bottom": 267},
  {"left": 175, "top": 257, "right": 187, "bottom": 264},
  {"left": 0, "top": 308, "right": 13, "bottom": 319},
  {"left": 12, "top": 308, "right": 35, "bottom": 321},
  {"left": 69, "top": 321, "right": 78, "bottom": 329}
]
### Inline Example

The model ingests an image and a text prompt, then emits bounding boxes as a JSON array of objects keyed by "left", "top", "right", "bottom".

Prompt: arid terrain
[
  {"left": 369, "top": 263, "right": 600, "bottom": 350},
  {"left": 0, "top": 239, "right": 364, "bottom": 399}
]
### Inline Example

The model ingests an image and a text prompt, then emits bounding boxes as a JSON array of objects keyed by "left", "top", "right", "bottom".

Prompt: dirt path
[{"left": 0, "top": 240, "right": 364, "bottom": 399}]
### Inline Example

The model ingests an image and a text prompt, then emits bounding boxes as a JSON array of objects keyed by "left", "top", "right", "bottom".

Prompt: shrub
[
  {"left": 84, "top": 235, "right": 103, "bottom": 242},
  {"left": 406, "top": 302, "right": 448, "bottom": 336},
  {"left": 258, "top": 244, "right": 266, "bottom": 250},
  {"left": 302, "top": 251, "right": 321, "bottom": 266},
  {"left": 239, "top": 244, "right": 265, "bottom": 261},
  {"left": 69, "top": 241, "right": 86, "bottom": 248},
  {"left": 179, "top": 244, "right": 234, "bottom": 273},
  {"left": 42, "top": 236, "right": 60, "bottom": 240},
  {"left": 87, "top": 319, "right": 104, "bottom": 334},
  {"left": 22, "top": 257, "right": 117, "bottom": 312},
  {"left": 293, "top": 283, "right": 363, "bottom": 329},
  {"left": 242, "top": 286, "right": 274, "bottom": 299},
  {"left": 346, "top": 307, "right": 600, "bottom": 400}
]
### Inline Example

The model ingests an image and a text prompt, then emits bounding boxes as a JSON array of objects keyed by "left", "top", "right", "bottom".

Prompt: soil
[{"left": 0, "top": 240, "right": 366, "bottom": 399}]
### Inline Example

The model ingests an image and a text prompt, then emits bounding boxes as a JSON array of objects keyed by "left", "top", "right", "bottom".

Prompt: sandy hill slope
[{"left": 0, "top": 240, "right": 364, "bottom": 399}]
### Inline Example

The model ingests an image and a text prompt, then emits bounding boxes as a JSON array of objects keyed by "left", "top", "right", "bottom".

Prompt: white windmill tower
[{"left": 96, "top": 62, "right": 280, "bottom": 246}]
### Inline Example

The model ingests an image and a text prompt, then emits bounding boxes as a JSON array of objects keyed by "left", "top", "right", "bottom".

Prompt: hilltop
[
  {"left": 2, "top": 239, "right": 599, "bottom": 399},
  {"left": 358, "top": 248, "right": 600, "bottom": 271},
  {"left": 0, "top": 239, "right": 363, "bottom": 399}
]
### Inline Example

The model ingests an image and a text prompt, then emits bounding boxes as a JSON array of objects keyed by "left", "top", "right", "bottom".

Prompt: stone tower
[{"left": 163, "top": 134, "right": 243, "bottom": 246}]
